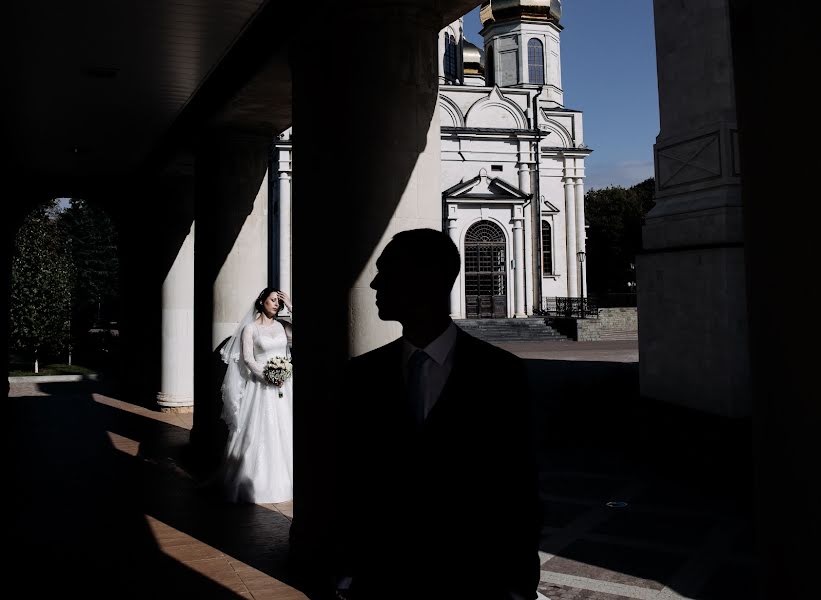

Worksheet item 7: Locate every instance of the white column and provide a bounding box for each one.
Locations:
[157,224,194,412]
[289,3,445,567]
[277,146,292,299]
[192,131,270,458]
[293,8,442,358]
[575,177,587,297]
[212,167,269,349]
[447,206,461,318]
[513,205,527,318]
[518,152,533,314]
[518,160,532,195]
[564,176,578,297]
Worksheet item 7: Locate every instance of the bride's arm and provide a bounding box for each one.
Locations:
[241,324,265,380]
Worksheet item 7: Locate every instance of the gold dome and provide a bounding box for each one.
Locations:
[463,40,484,74]
[480,0,562,25]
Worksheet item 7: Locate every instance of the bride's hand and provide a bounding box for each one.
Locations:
[277,290,292,309]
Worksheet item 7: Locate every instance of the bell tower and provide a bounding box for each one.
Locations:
[480,0,564,106]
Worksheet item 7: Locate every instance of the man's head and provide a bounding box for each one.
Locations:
[370,228,460,323]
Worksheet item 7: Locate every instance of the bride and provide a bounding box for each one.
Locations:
[219,287,293,504]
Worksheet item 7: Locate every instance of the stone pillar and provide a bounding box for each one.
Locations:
[290,0,443,581]
[518,154,533,314]
[731,2,817,596]
[276,136,292,298]
[156,223,194,412]
[639,0,749,417]
[574,177,587,297]
[191,130,269,467]
[563,176,578,297]
[512,206,526,318]
[447,205,461,318]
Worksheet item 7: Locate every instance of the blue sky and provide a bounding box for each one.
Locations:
[462,0,659,191]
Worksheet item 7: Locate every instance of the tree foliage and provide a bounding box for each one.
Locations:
[10,200,75,362]
[584,178,656,297]
[59,198,119,330]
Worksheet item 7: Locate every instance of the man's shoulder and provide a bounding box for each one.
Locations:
[349,338,402,367]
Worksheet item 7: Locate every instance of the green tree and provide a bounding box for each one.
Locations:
[59,199,119,330]
[10,200,75,370]
[584,178,656,298]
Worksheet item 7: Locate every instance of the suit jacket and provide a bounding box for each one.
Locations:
[334,328,541,600]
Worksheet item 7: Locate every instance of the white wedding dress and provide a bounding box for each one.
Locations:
[221,320,293,504]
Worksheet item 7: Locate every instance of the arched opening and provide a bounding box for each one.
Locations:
[464,220,507,318]
[527,38,545,84]
[541,220,553,275]
[486,44,494,85]
[8,198,120,377]
[444,32,458,82]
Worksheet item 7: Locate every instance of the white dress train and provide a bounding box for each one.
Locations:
[222,320,293,504]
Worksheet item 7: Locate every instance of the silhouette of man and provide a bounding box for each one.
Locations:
[334,228,540,600]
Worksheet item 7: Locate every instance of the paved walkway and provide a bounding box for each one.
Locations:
[498,340,639,363]
[7,380,304,599]
[6,340,755,599]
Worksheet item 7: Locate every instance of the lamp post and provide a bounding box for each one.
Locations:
[577,250,586,316]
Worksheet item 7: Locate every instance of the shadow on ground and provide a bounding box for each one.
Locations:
[4,385,303,599]
[525,358,757,599]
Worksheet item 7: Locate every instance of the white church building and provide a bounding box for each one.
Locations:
[274,1,589,319]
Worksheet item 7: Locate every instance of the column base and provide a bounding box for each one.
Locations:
[157,393,194,413]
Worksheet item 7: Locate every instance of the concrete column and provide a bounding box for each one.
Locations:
[574,177,587,297]
[277,143,292,298]
[447,207,461,318]
[640,0,749,417]
[731,3,817,595]
[512,206,526,318]
[519,149,535,313]
[518,160,531,195]
[563,176,578,297]
[191,130,269,466]
[156,223,194,412]
[290,0,443,579]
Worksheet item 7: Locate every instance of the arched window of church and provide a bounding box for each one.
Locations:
[486,44,494,86]
[444,33,458,82]
[528,38,545,85]
[541,221,553,275]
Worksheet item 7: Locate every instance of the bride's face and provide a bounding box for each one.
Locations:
[262,292,280,317]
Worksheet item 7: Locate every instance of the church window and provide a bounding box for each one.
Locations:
[541,221,553,275]
[528,38,545,85]
[491,165,503,171]
[444,33,458,82]
[486,45,494,86]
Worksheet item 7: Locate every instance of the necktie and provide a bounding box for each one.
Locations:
[406,349,430,426]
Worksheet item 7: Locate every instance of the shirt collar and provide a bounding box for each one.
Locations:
[401,321,458,367]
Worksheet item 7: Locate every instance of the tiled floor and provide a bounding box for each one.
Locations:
[7,342,757,599]
[7,380,305,599]
[518,347,758,600]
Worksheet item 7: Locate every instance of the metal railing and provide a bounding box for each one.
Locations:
[534,297,599,319]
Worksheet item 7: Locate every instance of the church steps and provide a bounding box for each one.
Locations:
[454,318,571,342]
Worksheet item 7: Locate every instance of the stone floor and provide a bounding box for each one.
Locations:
[5,339,756,599]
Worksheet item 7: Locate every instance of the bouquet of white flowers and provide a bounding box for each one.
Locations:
[263,355,293,397]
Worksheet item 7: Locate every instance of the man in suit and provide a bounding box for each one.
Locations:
[334,228,541,600]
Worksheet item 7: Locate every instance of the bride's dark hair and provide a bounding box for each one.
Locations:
[255,287,283,315]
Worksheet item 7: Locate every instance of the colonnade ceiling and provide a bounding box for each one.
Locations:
[1,0,480,198]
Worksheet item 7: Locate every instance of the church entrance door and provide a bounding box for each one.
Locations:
[464,221,507,318]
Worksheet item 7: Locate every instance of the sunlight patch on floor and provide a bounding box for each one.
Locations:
[144,515,307,599]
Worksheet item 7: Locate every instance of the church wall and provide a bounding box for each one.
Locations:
[538,157,570,298]
[443,86,533,123]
